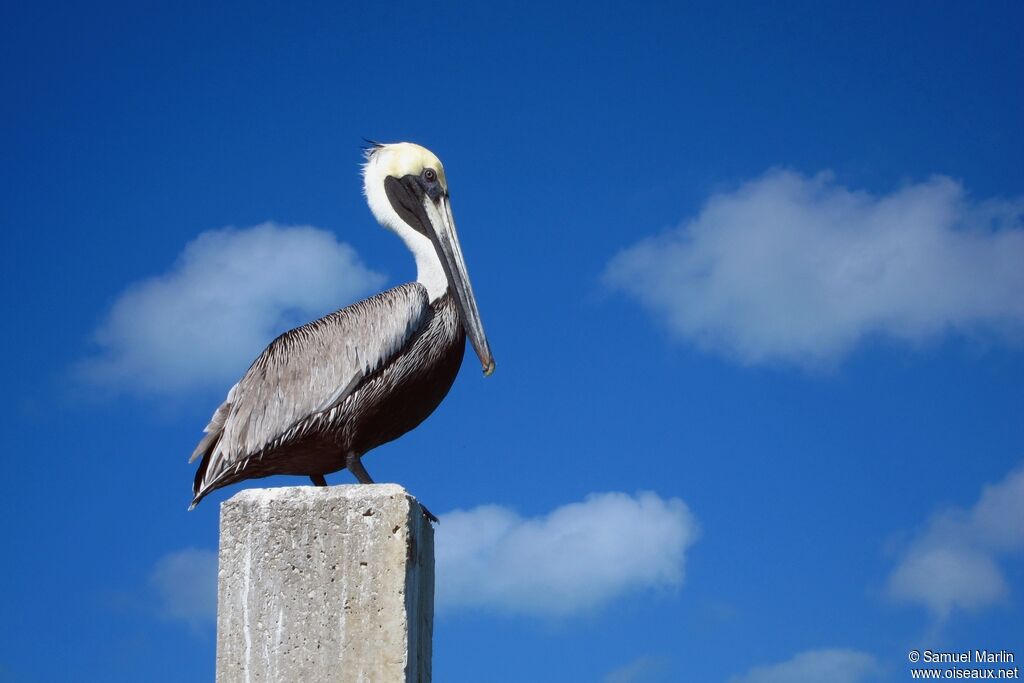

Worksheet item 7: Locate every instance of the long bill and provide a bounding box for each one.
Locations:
[421,194,496,376]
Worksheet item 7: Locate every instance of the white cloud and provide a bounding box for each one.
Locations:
[79,222,384,394]
[146,494,695,627]
[728,648,879,683]
[150,548,218,626]
[435,491,699,617]
[602,656,668,683]
[605,170,1024,367]
[887,464,1024,619]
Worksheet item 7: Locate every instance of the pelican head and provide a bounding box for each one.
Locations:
[363,142,495,376]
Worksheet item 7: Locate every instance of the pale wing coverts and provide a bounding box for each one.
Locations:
[191,284,430,490]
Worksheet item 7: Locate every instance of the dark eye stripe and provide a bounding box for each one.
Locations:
[384,176,430,237]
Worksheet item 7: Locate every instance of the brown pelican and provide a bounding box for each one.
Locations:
[188,142,494,512]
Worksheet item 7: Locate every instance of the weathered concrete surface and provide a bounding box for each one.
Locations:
[216,484,434,683]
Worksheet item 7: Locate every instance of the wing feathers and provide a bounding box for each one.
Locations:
[191,284,429,496]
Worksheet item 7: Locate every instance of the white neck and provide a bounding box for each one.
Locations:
[363,155,449,301]
[395,225,449,301]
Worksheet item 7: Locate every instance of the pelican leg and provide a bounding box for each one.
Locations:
[345,452,375,484]
[345,451,438,524]
[310,474,327,486]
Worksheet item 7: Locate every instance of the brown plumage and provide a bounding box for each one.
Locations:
[189,142,494,510]
[189,284,464,508]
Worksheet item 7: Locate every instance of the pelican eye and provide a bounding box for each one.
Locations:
[423,168,437,183]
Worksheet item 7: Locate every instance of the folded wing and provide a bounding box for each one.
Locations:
[190,284,430,501]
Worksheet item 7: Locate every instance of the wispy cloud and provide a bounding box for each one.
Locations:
[728,648,879,683]
[605,170,1024,367]
[150,548,218,627]
[602,655,668,683]
[78,223,384,394]
[887,464,1024,619]
[435,492,699,617]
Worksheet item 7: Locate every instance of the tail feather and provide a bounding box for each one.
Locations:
[190,448,213,507]
[188,401,230,509]
[190,401,231,463]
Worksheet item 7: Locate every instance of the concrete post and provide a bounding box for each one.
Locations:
[215,484,434,683]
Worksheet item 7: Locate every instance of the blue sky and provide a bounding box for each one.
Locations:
[3,2,1023,681]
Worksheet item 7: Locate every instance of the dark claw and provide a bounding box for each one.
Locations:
[419,503,439,525]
